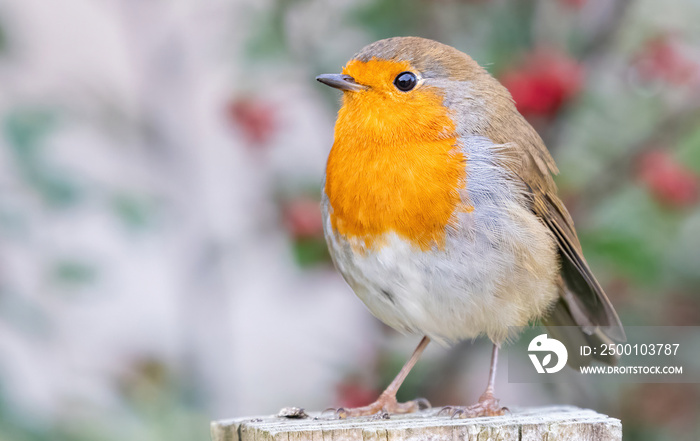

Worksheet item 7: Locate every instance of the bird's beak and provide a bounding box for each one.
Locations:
[316,74,368,92]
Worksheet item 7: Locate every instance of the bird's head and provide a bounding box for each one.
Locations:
[316,36,510,144]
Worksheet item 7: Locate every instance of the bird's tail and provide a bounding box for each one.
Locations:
[543,298,619,368]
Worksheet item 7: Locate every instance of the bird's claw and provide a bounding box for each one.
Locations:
[323,396,430,419]
[321,407,348,419]
[438,395,506,419]
[369,409,391,420]
[437,406,454,417]
[413,397,432,410]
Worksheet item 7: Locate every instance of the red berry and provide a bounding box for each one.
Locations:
[226,97,277,145]
[638,150,700,208]
[501,49,584,118]
[336,380,378,409]
[282,197,324,239]
[633,35,700,86]
[559,0,587,9]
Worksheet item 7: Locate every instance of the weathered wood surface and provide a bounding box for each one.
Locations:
[211,406,621,441]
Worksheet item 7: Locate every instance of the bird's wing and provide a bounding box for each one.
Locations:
[488,111,626,342]
[544,297,619,367]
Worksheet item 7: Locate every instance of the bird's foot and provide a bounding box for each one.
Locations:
[438,392,507,419]
[328,393,430,419]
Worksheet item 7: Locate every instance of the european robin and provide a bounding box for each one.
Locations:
[316,37,624,418]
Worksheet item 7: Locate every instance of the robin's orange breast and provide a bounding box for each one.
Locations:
[324,59,467,252]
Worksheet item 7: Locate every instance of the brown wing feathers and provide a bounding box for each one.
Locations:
[487,108,626,343]
[538,192,626,341]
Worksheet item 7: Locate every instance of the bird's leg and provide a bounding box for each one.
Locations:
[334,336,431,418]
[440,344,507,418]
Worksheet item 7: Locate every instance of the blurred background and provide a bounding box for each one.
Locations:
[0,0,699,440]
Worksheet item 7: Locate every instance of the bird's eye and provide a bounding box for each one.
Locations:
[394,71,417,92]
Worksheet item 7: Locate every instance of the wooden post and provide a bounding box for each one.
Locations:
[211,406,621,441]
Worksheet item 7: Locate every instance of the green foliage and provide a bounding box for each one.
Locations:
[291,237,330,267]
[0,19,6,54]
[583,187,681,286]
[110,193,157,231]
[351,0,437,41]
[3,108,81,207]
[350,0,534,74]
[480,1,536,74]
[51,260,97,287]
[676,122,700,173]
[0,288,50,337]
[246,0,305,60]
